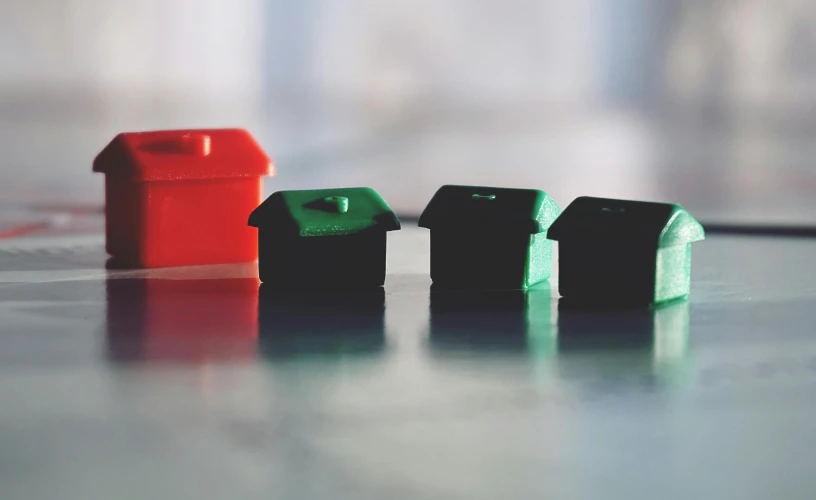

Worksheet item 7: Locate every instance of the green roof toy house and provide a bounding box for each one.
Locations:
[547,196,705,306]
[248,187,400,289]
[418,185,561,289]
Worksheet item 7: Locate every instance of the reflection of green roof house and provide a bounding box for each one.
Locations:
[547,197,705,305]
[249,187,400,288]
[418,185,561,289]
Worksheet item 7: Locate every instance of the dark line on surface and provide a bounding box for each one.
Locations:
[397,215,420,224]
[394,214,816,239]
[700,224,816,238]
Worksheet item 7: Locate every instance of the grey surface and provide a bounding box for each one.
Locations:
[0,226,815,499]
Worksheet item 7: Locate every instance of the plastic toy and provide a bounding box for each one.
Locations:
[248,187,400,288]
[418,185,561,289]
[93,128,274,268]
[547,196,705,305]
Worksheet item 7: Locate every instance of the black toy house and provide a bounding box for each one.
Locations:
[248,187,400,289]
[546,196,705,306]
[418,185,561,289]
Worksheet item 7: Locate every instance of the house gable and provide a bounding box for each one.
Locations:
[249,187,400,237]
[93,128,274,181]
[418,185,560,234]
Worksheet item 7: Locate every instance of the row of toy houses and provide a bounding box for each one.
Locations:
[93,129,704,306]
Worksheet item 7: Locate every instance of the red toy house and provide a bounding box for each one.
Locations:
[93,129,274,267]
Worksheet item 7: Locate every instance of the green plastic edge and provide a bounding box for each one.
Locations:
[249,187,400,237]
[418,186,561,235]
[658,207,706,248]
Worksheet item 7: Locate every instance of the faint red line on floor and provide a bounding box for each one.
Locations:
[0,222,51,240]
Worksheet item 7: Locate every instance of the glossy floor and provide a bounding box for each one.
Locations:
[1,227,815,499]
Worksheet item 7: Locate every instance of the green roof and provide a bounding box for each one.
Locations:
[546,197,705,247]
[248,187,400,237]
[418,185,561,234]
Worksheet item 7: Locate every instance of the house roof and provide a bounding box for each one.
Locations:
[248,187,400,237]
[417,185,560,234]
[546,197,705,247]
[92,129,274,181]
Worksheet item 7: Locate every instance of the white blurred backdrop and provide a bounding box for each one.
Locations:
[1,0,815,222]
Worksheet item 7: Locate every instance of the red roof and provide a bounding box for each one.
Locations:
[93,129,274,181]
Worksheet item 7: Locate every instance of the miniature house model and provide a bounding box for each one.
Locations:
[547,196,705,305]
[93,129,274,268]
[248,187,400,288]
[418,185,561,289]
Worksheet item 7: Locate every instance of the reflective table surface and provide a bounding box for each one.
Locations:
[1,226,815,499]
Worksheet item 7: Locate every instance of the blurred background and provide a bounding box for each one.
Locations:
[1,0,815,225]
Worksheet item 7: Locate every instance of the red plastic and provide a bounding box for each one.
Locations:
[93,129,274,267]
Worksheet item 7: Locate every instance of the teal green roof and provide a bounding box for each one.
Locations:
[418,185,560,234]
[546,197,705,248]
[248,187,400,237]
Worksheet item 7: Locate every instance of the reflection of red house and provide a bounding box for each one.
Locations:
[93,129,274,267]
[106,278,259,363]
